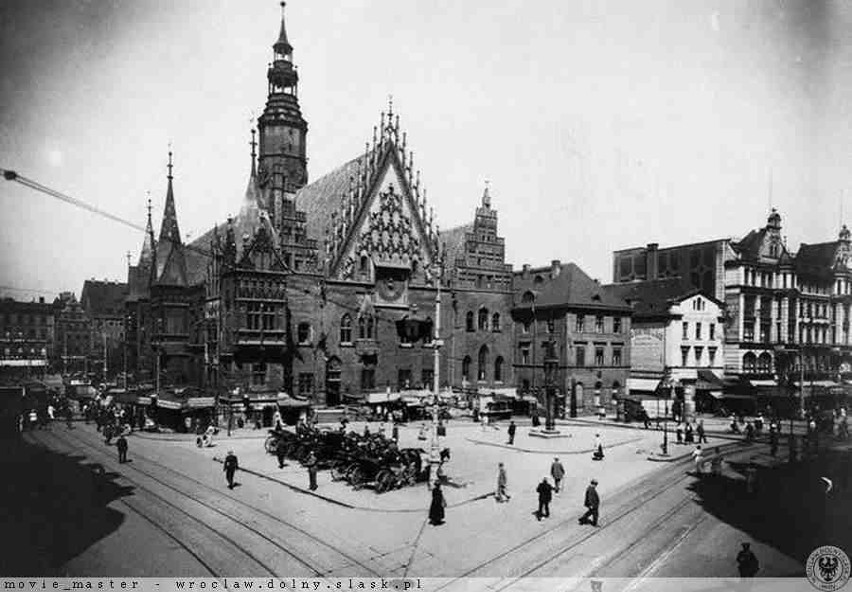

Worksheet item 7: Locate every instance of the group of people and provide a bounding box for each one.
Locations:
[675,419,708,445]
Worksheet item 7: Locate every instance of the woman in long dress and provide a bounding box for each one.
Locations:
[429,483,446,525]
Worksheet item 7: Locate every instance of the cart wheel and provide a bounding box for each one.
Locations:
[349,467,365,490]
[375,469,392,493]
[264,435,278,454]
[330,462,347,481]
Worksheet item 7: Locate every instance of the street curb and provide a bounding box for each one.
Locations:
[558,417,761,443]
[211,456,494,513]
[135,431,269,442]
[465,435,646,455]
[645,440,755,462]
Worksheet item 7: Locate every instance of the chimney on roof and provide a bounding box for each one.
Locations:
[39,297,44,304]
[646,243,659,280]
[522,264,530,278]
[551,260,561,278]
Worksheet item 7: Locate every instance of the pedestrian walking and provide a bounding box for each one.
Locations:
[696,419,708,444]
[770,428,779,456]
[47,404,55,422]
[429,483,446,525]
[104,423,114,445]
[536,477,553,520]
[745,422,755,442]
[496,462,511,502]
[691,445,704,475]
[578,479,600,526]
[306,451,318,491]
[676,422,684,444]
[550,457,565,493]
[736,542,759,577]
[116,434,128,463]
[224,450,239,489]
[392,422,399,442]
[275,437,287,469]
[685,422,694,444]
[507,421,517,445]
[592,433,604,460]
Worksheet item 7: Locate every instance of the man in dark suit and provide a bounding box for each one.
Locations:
[507,421,517,445]
[578,479,600,526]
[224,450,239,489]
[116,434,128,463]
[536,477,553,520]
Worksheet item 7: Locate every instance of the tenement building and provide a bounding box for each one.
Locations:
[120,4,516,414]
[512,261,632,418]
[0,297,55,382]
[613,209,852,410]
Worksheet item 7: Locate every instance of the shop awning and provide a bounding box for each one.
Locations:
[696,369,724,390]
[477,387,518,398]
[366,392,401,404]
[277,394,310,408]
[186,397,216,409]
[627,378,662,393]
[156,399,182,410]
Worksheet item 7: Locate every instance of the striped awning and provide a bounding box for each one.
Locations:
[627,378,661,393]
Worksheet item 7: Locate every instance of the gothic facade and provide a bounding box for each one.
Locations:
[122,4,518,406]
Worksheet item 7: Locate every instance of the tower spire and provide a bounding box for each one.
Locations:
[482,179,491,208]
[274,2,292,58]
[250,128,257,178]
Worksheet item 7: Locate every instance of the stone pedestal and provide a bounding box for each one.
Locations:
[528,428,572,440]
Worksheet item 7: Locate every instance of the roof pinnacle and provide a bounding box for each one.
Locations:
[167,146,174,180]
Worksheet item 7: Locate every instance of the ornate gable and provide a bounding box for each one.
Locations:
[237,212,289,273]
[324,108,441,301]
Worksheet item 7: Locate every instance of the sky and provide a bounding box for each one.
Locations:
[0,0,850,301]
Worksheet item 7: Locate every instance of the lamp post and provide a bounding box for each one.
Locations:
[544,339,558,431]
[429,268,444,488]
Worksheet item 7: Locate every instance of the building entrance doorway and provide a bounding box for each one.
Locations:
[326,357,341,406]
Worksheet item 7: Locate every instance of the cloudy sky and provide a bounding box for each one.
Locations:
[0,0,849,300]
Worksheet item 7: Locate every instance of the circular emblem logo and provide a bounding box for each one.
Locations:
[806,546,851,591]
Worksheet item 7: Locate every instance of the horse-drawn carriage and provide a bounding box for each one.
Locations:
[264,426,429,493]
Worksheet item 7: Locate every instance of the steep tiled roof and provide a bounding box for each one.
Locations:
[515,263,631,311]
[81,280,128,317]
[298,154,366,250]
[604,278,699,319]
[441,222,473,274]
[732,228,766,259]
[796,241,838,278]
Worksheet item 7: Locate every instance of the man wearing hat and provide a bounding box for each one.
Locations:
[550,457,565,493]
[536,477,554,520]
[578,479,600,526]
[224,450,239,489]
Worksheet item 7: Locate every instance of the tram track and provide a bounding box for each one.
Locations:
[36,428,383,576]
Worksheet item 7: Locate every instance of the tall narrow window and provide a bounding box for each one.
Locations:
[575,315,585,332]
[478,309,489,331]
[595,347,604,366]
[682,322,689,340]
[576,346,585,367]
[340,314,352,343]
[466,311,474,332]
[494,356,504,382]
[595,316,604,333]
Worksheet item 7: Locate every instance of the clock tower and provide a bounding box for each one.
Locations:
[257,2,308,193]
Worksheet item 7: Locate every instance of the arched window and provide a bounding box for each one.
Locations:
[465,311,474,332]
[494,356,504,382]
[366,316,374,339]
[462,356,472,382]
[757,352,772,374]
[358,316,366,339]
[340,314,352,343]
[478,345,489,381]
[478,308,489,331]
[522,291,535,304]
[359,255,369,275]
[743,352,757,373]
[297,322,311,344]
[492,313,501,332]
